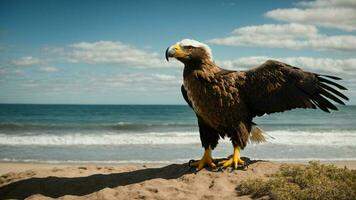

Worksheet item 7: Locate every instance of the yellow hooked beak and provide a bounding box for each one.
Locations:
[165,43,188,61]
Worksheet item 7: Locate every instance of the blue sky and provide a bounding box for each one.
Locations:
[1,0,355,104]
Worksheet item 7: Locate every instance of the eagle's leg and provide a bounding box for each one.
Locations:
[218,146,244,169]
[189,146,216,171]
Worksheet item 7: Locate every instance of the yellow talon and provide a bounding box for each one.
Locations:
[189,147,216,171]
[219,146,245,169]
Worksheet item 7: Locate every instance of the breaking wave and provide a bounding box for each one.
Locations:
[0,121,196,131]
[0,130,356,146]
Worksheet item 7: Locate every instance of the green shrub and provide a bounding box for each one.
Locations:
[236,162,356,200]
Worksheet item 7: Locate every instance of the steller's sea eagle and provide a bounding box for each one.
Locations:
[165,39,348,171]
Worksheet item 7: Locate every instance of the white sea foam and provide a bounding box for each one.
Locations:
[0,130,355,146]
[116,121,133,126]
[0,132,200,146]
[268,130,356,146]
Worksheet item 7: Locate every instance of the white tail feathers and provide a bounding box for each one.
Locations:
[249,126,269,143]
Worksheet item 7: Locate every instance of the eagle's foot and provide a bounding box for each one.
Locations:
[218,157,245,169]
[218,147,245,169]
[188,147,216,172]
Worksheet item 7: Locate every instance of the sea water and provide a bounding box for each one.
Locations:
[0,104,355,163]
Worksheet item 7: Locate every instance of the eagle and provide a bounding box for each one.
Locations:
[165,39,348,171]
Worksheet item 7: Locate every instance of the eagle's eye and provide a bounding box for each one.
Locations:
[184,46,194,50]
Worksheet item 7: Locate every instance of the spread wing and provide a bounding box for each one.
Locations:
[243,60,348,117]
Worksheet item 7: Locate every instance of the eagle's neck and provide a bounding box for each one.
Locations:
[183,58,219,79]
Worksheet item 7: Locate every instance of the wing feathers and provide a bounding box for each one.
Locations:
[317,76,347,90]
[318,82,349,101]
[319,74,342,80]
[318,88,345,105]
[244,60,348,116]
[312,93,338,111]
[311,99,329,113]
[306,75,348,112]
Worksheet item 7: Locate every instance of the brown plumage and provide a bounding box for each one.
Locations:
[166,39,348,170]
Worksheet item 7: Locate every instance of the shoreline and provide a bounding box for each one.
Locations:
[1,159,356,175]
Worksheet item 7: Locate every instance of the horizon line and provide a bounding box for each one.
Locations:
[0,103,355,106]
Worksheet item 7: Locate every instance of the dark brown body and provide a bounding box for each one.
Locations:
[181,59,348,150]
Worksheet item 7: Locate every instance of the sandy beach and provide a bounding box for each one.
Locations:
[0,160,355,200]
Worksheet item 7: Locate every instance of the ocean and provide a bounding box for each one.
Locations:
[0,104,355,164]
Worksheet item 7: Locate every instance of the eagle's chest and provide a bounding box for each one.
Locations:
[183,79,204,114]
[183,77,221,127]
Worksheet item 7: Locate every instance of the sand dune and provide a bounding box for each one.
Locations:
[0,160,354,200]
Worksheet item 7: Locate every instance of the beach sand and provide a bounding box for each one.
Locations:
[0,160,355,200]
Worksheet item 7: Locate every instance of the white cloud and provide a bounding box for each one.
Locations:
[0,68,6,75]
[217,56,356,75]
[296,0,356,7]
[43,46,65,54]
[11,56,42,66]
[89,73,181,91]
[16,73,182,95]
[67,41,175,68]
[208,23,356,51]
[232,23,319,38]
[265,0,356,31]
[37,66,59,73]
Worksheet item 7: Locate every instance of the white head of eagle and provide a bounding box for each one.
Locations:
[165,39,213,63]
